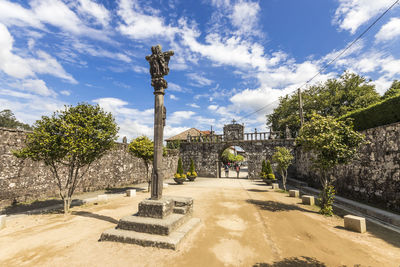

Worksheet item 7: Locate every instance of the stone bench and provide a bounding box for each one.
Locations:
[0,215,5,230]
[126,189,136,197]
[272,183,279,189]
[344,215,366,233]
[302,195,315,205]
[289,190,300,198]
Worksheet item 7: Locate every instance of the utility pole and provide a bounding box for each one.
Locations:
[298,88,304,128]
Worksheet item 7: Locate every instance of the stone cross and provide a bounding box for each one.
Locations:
[146,44,174,200]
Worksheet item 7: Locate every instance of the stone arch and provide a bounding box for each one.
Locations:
[179,139,295,179]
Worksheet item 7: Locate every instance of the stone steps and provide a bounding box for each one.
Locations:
[101,218,201,250]
[117,213,188,236]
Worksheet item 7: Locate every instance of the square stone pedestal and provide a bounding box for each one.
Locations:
[272,183,279,189]
[344,215,366,233]
[100,196,200,250]
[302,195,315,205]
[289,190,300,198]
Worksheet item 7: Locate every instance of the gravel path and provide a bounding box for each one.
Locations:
[0,178,399,266]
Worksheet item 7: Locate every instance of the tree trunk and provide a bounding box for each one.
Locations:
[281,169,286,191]
[63,198,70,214]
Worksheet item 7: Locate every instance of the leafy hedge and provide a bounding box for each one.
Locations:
[339,94,400,131]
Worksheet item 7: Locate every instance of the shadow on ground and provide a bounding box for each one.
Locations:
[71,211,119,224]
[254,256,326,266]
[247,199,317,214]
[247,189,269,193]
[1,199,85,215]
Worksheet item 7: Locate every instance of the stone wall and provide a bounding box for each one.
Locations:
[0,128,179,208]
[294,122,400,212]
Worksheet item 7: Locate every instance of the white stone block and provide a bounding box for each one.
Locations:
[0,215,6,230]
[163,183,169,188]
[289,190,300,198]
[302,195,315,205]
[344,215,366,233]
[272,183,279,189]
[126,189,136,197]
[97,194,108,201]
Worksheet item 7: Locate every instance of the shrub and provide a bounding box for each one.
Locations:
[267,173,275,180]
[339,94,400,131]
[265,160,273,175]
[176,157,184,175]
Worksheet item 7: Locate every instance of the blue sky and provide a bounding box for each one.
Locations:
[1,0,400,140]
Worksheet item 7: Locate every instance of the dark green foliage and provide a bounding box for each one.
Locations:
[382,80,400,99]
[13,103,118,213]
[261,160,266,174]
[319,185,336,216]
[166,140,180,149]
[265,160,273,175]
[189,158,195,173]
[340,94,400,131]
[267,72,380,134]
[177,157,184,175]
[0,109,32,130]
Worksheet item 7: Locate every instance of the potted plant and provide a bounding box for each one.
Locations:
[174,157,186,184]
[186,158,197,181]
[260,160,276,185]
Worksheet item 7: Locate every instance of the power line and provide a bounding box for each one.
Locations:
[234,0,400,123]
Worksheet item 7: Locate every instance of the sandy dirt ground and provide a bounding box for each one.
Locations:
[0,178,399,267]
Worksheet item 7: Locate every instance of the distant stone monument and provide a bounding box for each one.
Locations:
[145,44,174,200]
[223,119,244,141]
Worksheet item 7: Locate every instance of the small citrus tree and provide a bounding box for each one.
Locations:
[272,147,293,191]
[296,114,365,215]
[14,104,118,213]
[128,136,153,191]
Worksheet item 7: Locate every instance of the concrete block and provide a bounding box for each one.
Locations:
[97,194,108,201]
[0,215,5,230]
[344,215,366,233]
[289,190,300,198]
[126,189,136,197]
[302,195,315,205]
[272,183,279,189]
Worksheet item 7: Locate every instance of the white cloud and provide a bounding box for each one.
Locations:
[76,0,110,27]
[0,23,76,83]
[168,82,187,92]
[333,0,398,34]
[132,65,148,74]
[15,79,56,97]
[60,90,71,96]
[0,0,111,42]
[169,94,178,100]
[230,1,261,37]
[375,17,400,42]
[186,73,213,87]
[168,111,196,125]
[187,103,200,108]
[72,41,131,63]
[117,0,177,40]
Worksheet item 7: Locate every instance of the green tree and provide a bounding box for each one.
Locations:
[382,80,400,99]
[0,109,32,130]
[128,136,154,191]
[234,154,244,162]
[296,114,365,216]
[14,104,118,213]
[221,148,235,164]
[267,72,380,134]
[272,147,294,191]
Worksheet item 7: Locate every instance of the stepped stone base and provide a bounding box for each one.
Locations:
[100,195,199,250]
[101,218,200,250]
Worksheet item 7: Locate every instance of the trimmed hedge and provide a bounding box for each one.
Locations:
[339,94,400,131]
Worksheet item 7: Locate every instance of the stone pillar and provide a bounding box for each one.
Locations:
[151,88,165,199]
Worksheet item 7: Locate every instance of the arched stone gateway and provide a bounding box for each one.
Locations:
[179,122,296,179]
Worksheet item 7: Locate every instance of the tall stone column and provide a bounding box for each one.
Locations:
[146,45,174,200]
